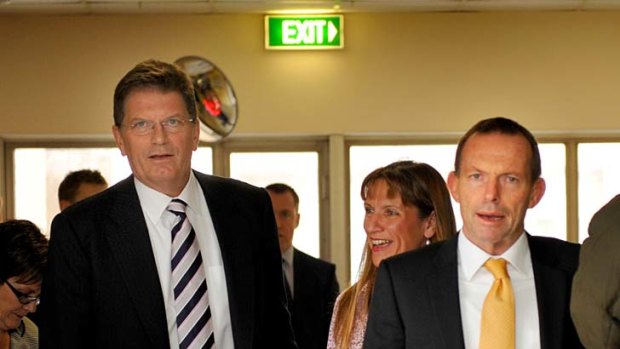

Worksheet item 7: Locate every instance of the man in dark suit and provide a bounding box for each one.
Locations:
[266,183,340,349]
[571,194,620,348]
[364,117,583,349]
[40,59,296,349]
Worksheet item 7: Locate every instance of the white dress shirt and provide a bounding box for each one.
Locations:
[457,232,541,349]
[135,173,234,349]
[281,247,294,297]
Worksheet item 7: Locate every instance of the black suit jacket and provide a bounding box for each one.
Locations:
[364,233,583,349]
[40,172,297,349]
[290,248,339,349]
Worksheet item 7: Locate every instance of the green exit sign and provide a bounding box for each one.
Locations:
[265,15,344,50]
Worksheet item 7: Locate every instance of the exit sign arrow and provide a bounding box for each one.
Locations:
[328,21,338,42]
[265,15,344,50]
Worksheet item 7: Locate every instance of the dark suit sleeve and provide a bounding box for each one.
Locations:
[40,213,93,349]
[571,222,620,348]
[257,189,298,348]
[364,261,406,349]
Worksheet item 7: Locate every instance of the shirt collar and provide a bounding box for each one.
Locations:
[134,172,201,225]
[282,246,294,265]
[458,231,532,281]
[10,319,25,337]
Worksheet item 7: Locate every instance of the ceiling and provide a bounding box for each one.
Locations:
[1,0,620,15]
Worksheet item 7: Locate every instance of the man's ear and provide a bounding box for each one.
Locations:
[59,200,72,211]
[112,126,127,156]
[192,120,200,151]
[447,171,460,203]
[294,213,300,229]
[528,177,546,209]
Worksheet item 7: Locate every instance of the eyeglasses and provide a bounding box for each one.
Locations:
[122,116,195,136]
[3,280,40,306]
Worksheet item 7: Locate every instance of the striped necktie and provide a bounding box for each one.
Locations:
[480,258,515,349]
[168,198,214,349]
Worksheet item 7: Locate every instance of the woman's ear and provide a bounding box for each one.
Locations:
[423,211,437,240]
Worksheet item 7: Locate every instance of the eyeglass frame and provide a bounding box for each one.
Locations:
[2,279,41,306]
[120,116,197,136]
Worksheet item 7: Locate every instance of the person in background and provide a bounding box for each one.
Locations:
[40,59,296,349]
[0,220,48,349]
[58,169,108,211]
[327,160,457,349]
[571,194,620,348]
[364,117,583,349]
[265,183,339,349]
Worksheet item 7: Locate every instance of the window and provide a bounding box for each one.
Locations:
[5,137,619,287]
[229,151,321,257]
[577,143,620,242]
[526,144,566,240]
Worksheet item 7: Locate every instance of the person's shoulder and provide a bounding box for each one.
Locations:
[381,238,454,275]
[528,234,580,253]
[588,194,620,238]
[22,316,38,334]
[61,176,134,217]
[194,171,266,196]
[527,234,580,271]
[294,248,336,271]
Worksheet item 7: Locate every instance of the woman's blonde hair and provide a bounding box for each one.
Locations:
[332,161,456,348]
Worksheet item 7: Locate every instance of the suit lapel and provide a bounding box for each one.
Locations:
[291,249,310,322]
[104,177,169,348]
[529,235,570,349]
[195,173,254,349]
[426,236,465,349]
[291,249,305,309]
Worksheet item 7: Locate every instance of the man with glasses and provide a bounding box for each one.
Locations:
[41,60,296,349]
[0,219,48,349]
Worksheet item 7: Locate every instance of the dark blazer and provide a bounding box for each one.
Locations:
[290,248,339,349]
[40,172,297,349]
[364,233,583,349]
[571,194,620,348]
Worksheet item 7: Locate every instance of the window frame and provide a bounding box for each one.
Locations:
[3,139,215,228]
[3,133,620,287]
[213,136,331,259]
[3,139,118,221]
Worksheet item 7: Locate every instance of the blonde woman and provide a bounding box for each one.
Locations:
[327,161,456,348]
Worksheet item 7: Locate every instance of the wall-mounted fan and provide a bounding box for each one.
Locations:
[175,56,238,142]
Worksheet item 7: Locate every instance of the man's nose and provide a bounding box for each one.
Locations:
[484,179,500,202]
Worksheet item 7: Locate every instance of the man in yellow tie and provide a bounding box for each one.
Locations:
[364,117,583,349]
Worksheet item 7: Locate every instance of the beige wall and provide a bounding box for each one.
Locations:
[1,11,620,138]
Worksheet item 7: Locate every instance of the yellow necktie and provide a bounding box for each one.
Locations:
[480,258,515,349]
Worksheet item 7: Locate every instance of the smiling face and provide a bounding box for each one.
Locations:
[447,132,545,255]
[113,88,199,197]
[364,179,435,267]
[0,278,40,332]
